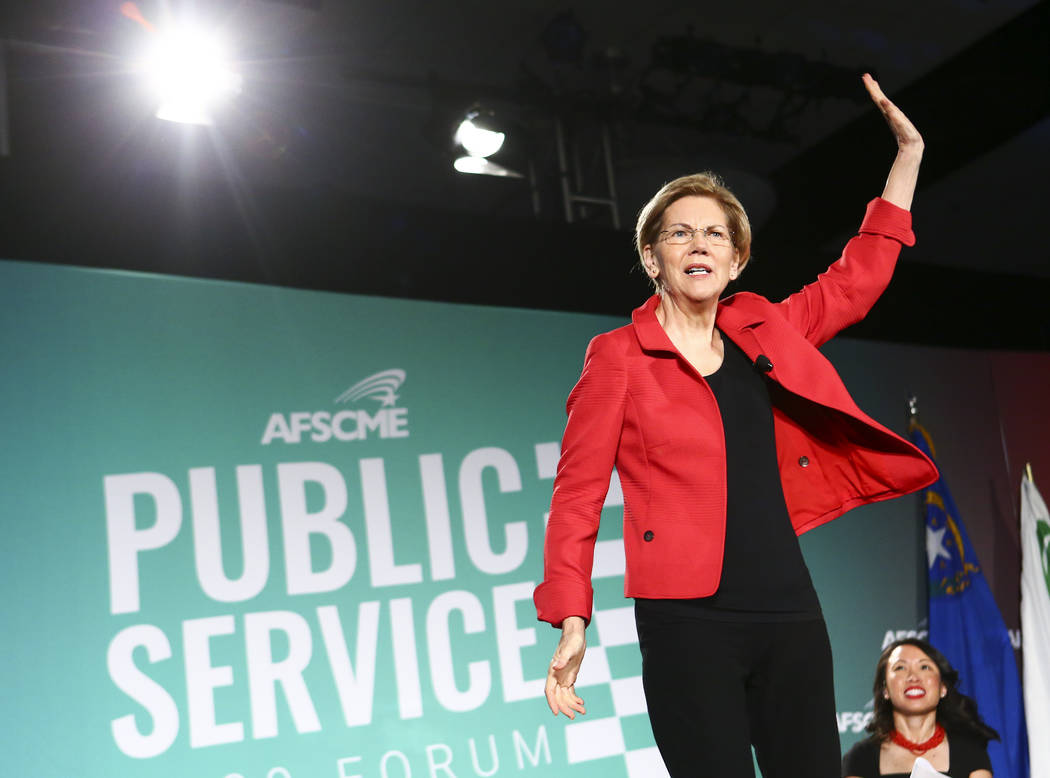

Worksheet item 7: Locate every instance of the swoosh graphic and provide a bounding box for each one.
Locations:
[335,369,406,408]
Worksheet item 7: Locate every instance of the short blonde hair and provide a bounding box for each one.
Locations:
[634,172,752,291]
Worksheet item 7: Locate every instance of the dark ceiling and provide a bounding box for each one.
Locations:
[2,0,1048,348]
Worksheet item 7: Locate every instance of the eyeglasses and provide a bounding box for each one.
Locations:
[659,224,734,247]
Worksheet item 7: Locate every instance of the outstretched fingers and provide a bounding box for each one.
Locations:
[862,73,923,150]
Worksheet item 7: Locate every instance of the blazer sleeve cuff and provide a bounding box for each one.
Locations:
[859,197,916,247]
[534,580,593,628]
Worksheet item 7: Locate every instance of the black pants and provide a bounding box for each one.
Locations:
[635,601,841,778]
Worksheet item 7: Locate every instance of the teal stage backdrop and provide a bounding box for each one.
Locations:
[2,260,964,778]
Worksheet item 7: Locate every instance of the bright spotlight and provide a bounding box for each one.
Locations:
[453,156,523,178]
[140,25,242,126]
[454,117,505,158]
[452,107,524,178]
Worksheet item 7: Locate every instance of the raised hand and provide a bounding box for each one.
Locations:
[863,73,923,153]
[862,73,923,210]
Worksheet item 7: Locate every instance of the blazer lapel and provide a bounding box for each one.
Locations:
[632,293,774,369]
[631,295,678,354]
[716,295,769,372]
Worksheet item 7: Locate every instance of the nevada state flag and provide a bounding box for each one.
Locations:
[909,422,1028,778]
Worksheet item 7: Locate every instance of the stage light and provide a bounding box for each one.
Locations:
[453,156,522,178]
[139,23,242,126]
[452,107,523,178]
[454,113,505,158]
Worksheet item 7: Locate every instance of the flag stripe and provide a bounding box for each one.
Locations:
[1021,478,1050,778]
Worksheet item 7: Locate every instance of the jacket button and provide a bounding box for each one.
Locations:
[798,456,810,468]
[643,530,654,542]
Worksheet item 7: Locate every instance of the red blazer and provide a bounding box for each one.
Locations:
[534,198,938,627]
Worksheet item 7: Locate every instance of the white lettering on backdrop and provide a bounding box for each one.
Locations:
[102,444,600,759]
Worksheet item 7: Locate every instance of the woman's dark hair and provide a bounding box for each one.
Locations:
[868,638,999,743]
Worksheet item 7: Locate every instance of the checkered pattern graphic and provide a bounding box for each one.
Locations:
[561,473,670,778]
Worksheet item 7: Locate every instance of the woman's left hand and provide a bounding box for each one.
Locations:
[863,73,923,155]
[862,73,923,211]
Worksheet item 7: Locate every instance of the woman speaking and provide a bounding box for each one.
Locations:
[533,74,938,778]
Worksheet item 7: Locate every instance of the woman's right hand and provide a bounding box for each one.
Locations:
[545,615,587,718]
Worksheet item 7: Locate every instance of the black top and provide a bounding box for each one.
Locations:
[645,335,821,621]
[841,733,993,778]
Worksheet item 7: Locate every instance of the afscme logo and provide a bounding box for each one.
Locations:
[261,369,410,445]
[334,368,404,407]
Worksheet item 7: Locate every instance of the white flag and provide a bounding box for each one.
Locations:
[1021,477,1050,778]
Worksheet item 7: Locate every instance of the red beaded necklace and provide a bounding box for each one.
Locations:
[891,723,946,754]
